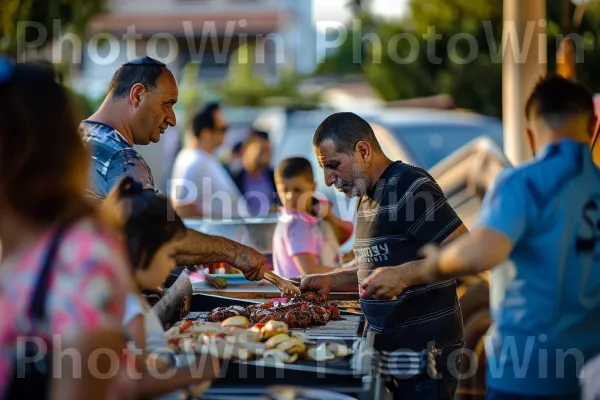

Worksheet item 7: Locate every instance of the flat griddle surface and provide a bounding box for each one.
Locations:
[185,311,363,339]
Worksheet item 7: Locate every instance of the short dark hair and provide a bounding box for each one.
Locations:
[275,157,314,182]
[232,141,244,155]
[525,74,595,125]
[313,112,382,155]
[108,56,166,98]
[249,128,269,141]
[192,102,220,138]
[104,177,187,271]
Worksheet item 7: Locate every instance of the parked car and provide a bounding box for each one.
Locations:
[373,108,504,170]
[275,109,504,252]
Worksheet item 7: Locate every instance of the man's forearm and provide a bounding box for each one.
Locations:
[176,228,240,266]
[419,228,508,284]
[326,266,359,292]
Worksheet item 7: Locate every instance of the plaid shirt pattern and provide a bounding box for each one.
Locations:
[80,120,155,198]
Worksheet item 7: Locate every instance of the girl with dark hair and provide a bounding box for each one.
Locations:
[103,177,216,398]
[0,59,132,399]
[103,177,187,351]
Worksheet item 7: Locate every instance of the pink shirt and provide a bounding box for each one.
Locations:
[0,219,130,397]
[272,210,324,279]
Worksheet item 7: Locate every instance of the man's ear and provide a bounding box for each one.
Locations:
[355,141,371,163]
[129,83,146,108]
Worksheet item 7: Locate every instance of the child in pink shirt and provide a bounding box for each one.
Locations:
[272,157,353,279]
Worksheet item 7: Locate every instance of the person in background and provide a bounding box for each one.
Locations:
[0,59,130,399]
[272,157,353,278]
[170,102,247,220]
[103,177,218,398]
[227,141,244,176]
[229,129,279,217]
[366,75,600,400]
[81,57,265,282]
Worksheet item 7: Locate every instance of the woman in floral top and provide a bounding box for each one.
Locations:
[0,59,131,399]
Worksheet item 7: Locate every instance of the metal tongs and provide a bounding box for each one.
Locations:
[263,271,301,296]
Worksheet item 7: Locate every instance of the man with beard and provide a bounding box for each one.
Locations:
[300,112,468,400]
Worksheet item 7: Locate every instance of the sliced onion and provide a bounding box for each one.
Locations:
[263,349,298,364]
[306,343,336,362]
[265,333,292,349]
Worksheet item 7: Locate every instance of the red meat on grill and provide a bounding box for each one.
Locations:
[281,310,312,328]
[309,304,330,325]
[206,291,341,327]
[326,303,341,320]
[207,305,247,322]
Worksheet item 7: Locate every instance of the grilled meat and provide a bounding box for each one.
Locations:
[327,303,341,320]
[207,305,246,322]
[291,292,328,303]
[309,304,331,325]
[281,310,312,328]
[206,292,341,327]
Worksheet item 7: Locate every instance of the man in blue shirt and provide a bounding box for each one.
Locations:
[360,75,600,399]
[81,56,266,282]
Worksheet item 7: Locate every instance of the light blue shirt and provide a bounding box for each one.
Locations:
[477,139,600,395]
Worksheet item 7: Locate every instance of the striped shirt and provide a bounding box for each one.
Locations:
[356,161,464,350]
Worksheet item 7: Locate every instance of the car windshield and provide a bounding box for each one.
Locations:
[388,124,504,169]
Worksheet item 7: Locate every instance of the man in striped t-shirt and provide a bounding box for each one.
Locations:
[300,112,468,400]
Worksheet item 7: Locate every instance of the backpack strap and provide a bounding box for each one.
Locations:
[29,226,67,322]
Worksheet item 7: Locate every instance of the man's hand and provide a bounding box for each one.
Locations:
[232,245,266,281]
[299,274,332,298]
[360,266,413,300]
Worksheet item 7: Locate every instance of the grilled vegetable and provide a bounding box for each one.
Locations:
[263,349,298,364]
[220,315,251,328]
[325,343,353,357]
[259,320,289,339]
[265,333,291,349]
[180,320,193,333]
[276,338,306,355]
[223,327,261,343]
[306,343,336,362]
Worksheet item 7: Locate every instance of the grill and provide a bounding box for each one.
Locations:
[185,310,364,340]
[158,273,435,399]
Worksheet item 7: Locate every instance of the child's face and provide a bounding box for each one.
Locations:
[276,175,316,214]
[135,238,182,290]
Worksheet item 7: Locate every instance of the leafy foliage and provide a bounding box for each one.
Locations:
[316,0,600,117]
[221,43,320,109]
[0,0,107,57]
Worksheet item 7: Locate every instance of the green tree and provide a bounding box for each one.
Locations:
[315,0,600,117]
[220,43,320,108]
[1,0,107,58]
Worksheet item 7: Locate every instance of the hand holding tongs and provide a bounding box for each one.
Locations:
[263,271,301,296]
